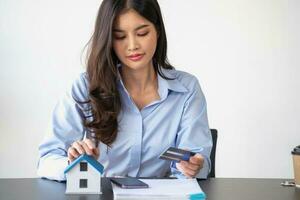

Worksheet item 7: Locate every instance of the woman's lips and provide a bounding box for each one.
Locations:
[127,54,144,61]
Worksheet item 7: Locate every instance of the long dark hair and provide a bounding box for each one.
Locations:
[83,0,173,146]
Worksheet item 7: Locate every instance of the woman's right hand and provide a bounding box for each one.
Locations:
[67,138,100,163]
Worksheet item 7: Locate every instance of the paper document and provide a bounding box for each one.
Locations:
[112,178,206,200]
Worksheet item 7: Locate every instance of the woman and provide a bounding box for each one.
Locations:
[38,0,212,181]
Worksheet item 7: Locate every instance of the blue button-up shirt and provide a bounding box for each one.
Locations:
[37,67,212,181]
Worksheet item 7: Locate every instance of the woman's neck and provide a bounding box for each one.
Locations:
[120,64,157,95]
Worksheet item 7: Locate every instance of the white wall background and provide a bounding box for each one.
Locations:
[0,0,299,178]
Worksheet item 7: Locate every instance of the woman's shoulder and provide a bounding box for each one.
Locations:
[162,68,202,92]
[69,71,89,102]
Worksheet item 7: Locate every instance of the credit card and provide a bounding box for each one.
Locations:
[159,147,196,162]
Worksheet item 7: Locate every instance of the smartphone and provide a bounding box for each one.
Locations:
[110,177,149,189]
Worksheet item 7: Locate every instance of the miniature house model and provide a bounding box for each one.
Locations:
[64,154,104,194]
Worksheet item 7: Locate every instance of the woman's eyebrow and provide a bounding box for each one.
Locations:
[113,24,150,32]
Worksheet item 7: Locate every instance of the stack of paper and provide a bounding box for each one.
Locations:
[112,178,206,200]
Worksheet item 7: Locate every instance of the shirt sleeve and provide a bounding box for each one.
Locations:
[37,73,89,181]
[170,78,212,179]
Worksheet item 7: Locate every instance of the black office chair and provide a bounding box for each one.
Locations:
[208,129,218,178]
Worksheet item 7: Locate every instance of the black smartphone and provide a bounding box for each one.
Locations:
[110,177,149,189]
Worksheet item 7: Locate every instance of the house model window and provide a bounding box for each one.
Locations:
[80,179,88,188]
[80,162,88,171]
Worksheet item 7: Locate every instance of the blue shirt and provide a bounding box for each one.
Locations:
[37,67,212,181]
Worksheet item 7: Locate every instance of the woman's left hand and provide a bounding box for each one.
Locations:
[176,153,204,178]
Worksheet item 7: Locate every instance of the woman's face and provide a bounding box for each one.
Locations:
[112,9,158,71]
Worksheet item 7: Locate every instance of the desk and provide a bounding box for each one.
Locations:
[0,178,299,200]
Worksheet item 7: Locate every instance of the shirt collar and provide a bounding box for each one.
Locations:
[158,68,188,93]
[116,63,188,95]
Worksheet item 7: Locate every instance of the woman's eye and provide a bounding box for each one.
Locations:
[137,32,149,37]
[114,36,126,40]
[113,32,149,40]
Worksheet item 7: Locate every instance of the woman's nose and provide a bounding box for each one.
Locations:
[127,36,139,51]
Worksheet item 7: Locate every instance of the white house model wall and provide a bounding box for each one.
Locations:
[66,161,101,194]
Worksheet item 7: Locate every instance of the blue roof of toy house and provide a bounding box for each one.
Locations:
[64,154,104,174]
